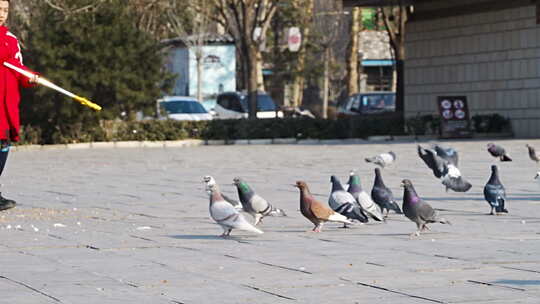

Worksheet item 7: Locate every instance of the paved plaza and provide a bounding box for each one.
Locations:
[1,139,540,303]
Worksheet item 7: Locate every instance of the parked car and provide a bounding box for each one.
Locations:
[157,96,213,121]
[213,91,283,119]
[337,92,396,118]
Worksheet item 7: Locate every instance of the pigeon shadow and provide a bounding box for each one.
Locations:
[169,234,249,240]
[493,280,540,286]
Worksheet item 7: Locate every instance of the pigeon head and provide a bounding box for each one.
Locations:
[535,172,540,180]
[233,177,251,193]
[374,168,381,176]
[388,151,396,159]
[347,171,360,185]
[491,165,498,173]
[294,181,308,189]
[203,175,216,191]
[401,179,414,188]
[487,143,494,149]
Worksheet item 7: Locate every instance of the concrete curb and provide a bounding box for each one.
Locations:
[9,133,514,151]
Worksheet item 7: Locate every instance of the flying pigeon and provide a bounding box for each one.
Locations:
[401,179,451,237]
[433,144,458,167]
[205,179,263,236]
[371,168,402,217]
[328,175,368,226]
[487,143,512,161]
[417,145,472,192]
[203,176,242,210]
[346,171,384,222]
[233,177,286,225]
[365,151,396,168]
[483,165,508,215]
[526,144,540,163]
[294,181,352,232]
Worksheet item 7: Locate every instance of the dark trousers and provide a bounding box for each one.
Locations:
[0,141,9,176]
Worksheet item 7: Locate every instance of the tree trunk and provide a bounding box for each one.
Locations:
[196,51,203,102]
[346,7,361,96]
[256,50,265,91]
[322,47,330,119]
[290,0,313,107]
[247,46,259,119]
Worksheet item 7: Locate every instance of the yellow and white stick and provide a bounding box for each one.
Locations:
[3,62,102,111]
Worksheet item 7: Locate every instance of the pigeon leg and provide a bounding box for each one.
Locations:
[220,228,232,237]
[339,223,350,228]
[489,206,495,215]
[421,224,431,231]
[253,214,263,226]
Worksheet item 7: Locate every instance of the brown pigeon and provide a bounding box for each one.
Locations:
[294,181,352,232]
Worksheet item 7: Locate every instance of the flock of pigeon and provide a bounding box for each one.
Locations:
[203,142,540,238]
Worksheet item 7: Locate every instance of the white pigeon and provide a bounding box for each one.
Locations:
[203,176,242,210]
[365,151,396,168]
[205,178,263,236]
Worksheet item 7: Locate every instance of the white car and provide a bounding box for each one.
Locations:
[213,92,283,119]
[157,96,213,121]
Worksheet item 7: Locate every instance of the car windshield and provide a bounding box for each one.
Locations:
[161,100,208,114]
[239,94,277,111]
[361,94,395,113]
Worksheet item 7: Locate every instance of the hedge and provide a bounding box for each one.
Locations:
[16,113,511,145]
[17,113,405,145]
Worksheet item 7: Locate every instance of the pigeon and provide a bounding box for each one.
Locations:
[433,144,458,167]
[206,179,263,236]
[233,177,286,225]
[365,151,396,168]
[526,144,540,163]
[203,176,242,210]
[346,171,384,222]
[417,145,472,192]
[371,168,402,216]
[401,179,451,237]
[487,143,512,161]
[483,165,508,215]
[328,175,368,226]
[294,181,352,232]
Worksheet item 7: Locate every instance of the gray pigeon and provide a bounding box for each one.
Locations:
[433,144,458,167]
[417,145,472,192]
[483,165,508,215]
[233,177,286,225]
[328,175,368,226]
[371,168,402,217]
[206,180,263,236]
[365,151,396,168]
[487,143,512,161]
[346,171,384,222]
[401,179,451,237]
[203,176,242,210]
[526,144,540,163]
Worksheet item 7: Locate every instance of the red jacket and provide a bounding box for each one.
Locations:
[0,26,36,142]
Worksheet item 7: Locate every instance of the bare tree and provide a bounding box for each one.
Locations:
[345,7,361,96]
[212,0,278,119]
[289,0,314,108]
[379,1,410,113]
[313,0,345,119]
[167,0,213,102]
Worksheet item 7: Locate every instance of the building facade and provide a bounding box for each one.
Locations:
[406,0,540,137]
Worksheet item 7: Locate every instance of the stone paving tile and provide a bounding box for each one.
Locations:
[0,139,539,303]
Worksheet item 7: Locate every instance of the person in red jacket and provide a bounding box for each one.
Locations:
[0,0,38,211]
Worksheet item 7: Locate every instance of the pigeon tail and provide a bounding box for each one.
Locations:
[441,176,472,192]
[389,201,403,214]
[327,212,353,224]
[268,207,287,217]
[438,217,452,225]
[234,221,264,234]
[501,154,512,161]
[494,198,507,213]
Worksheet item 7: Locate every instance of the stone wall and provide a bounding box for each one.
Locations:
[406,3,540,137]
